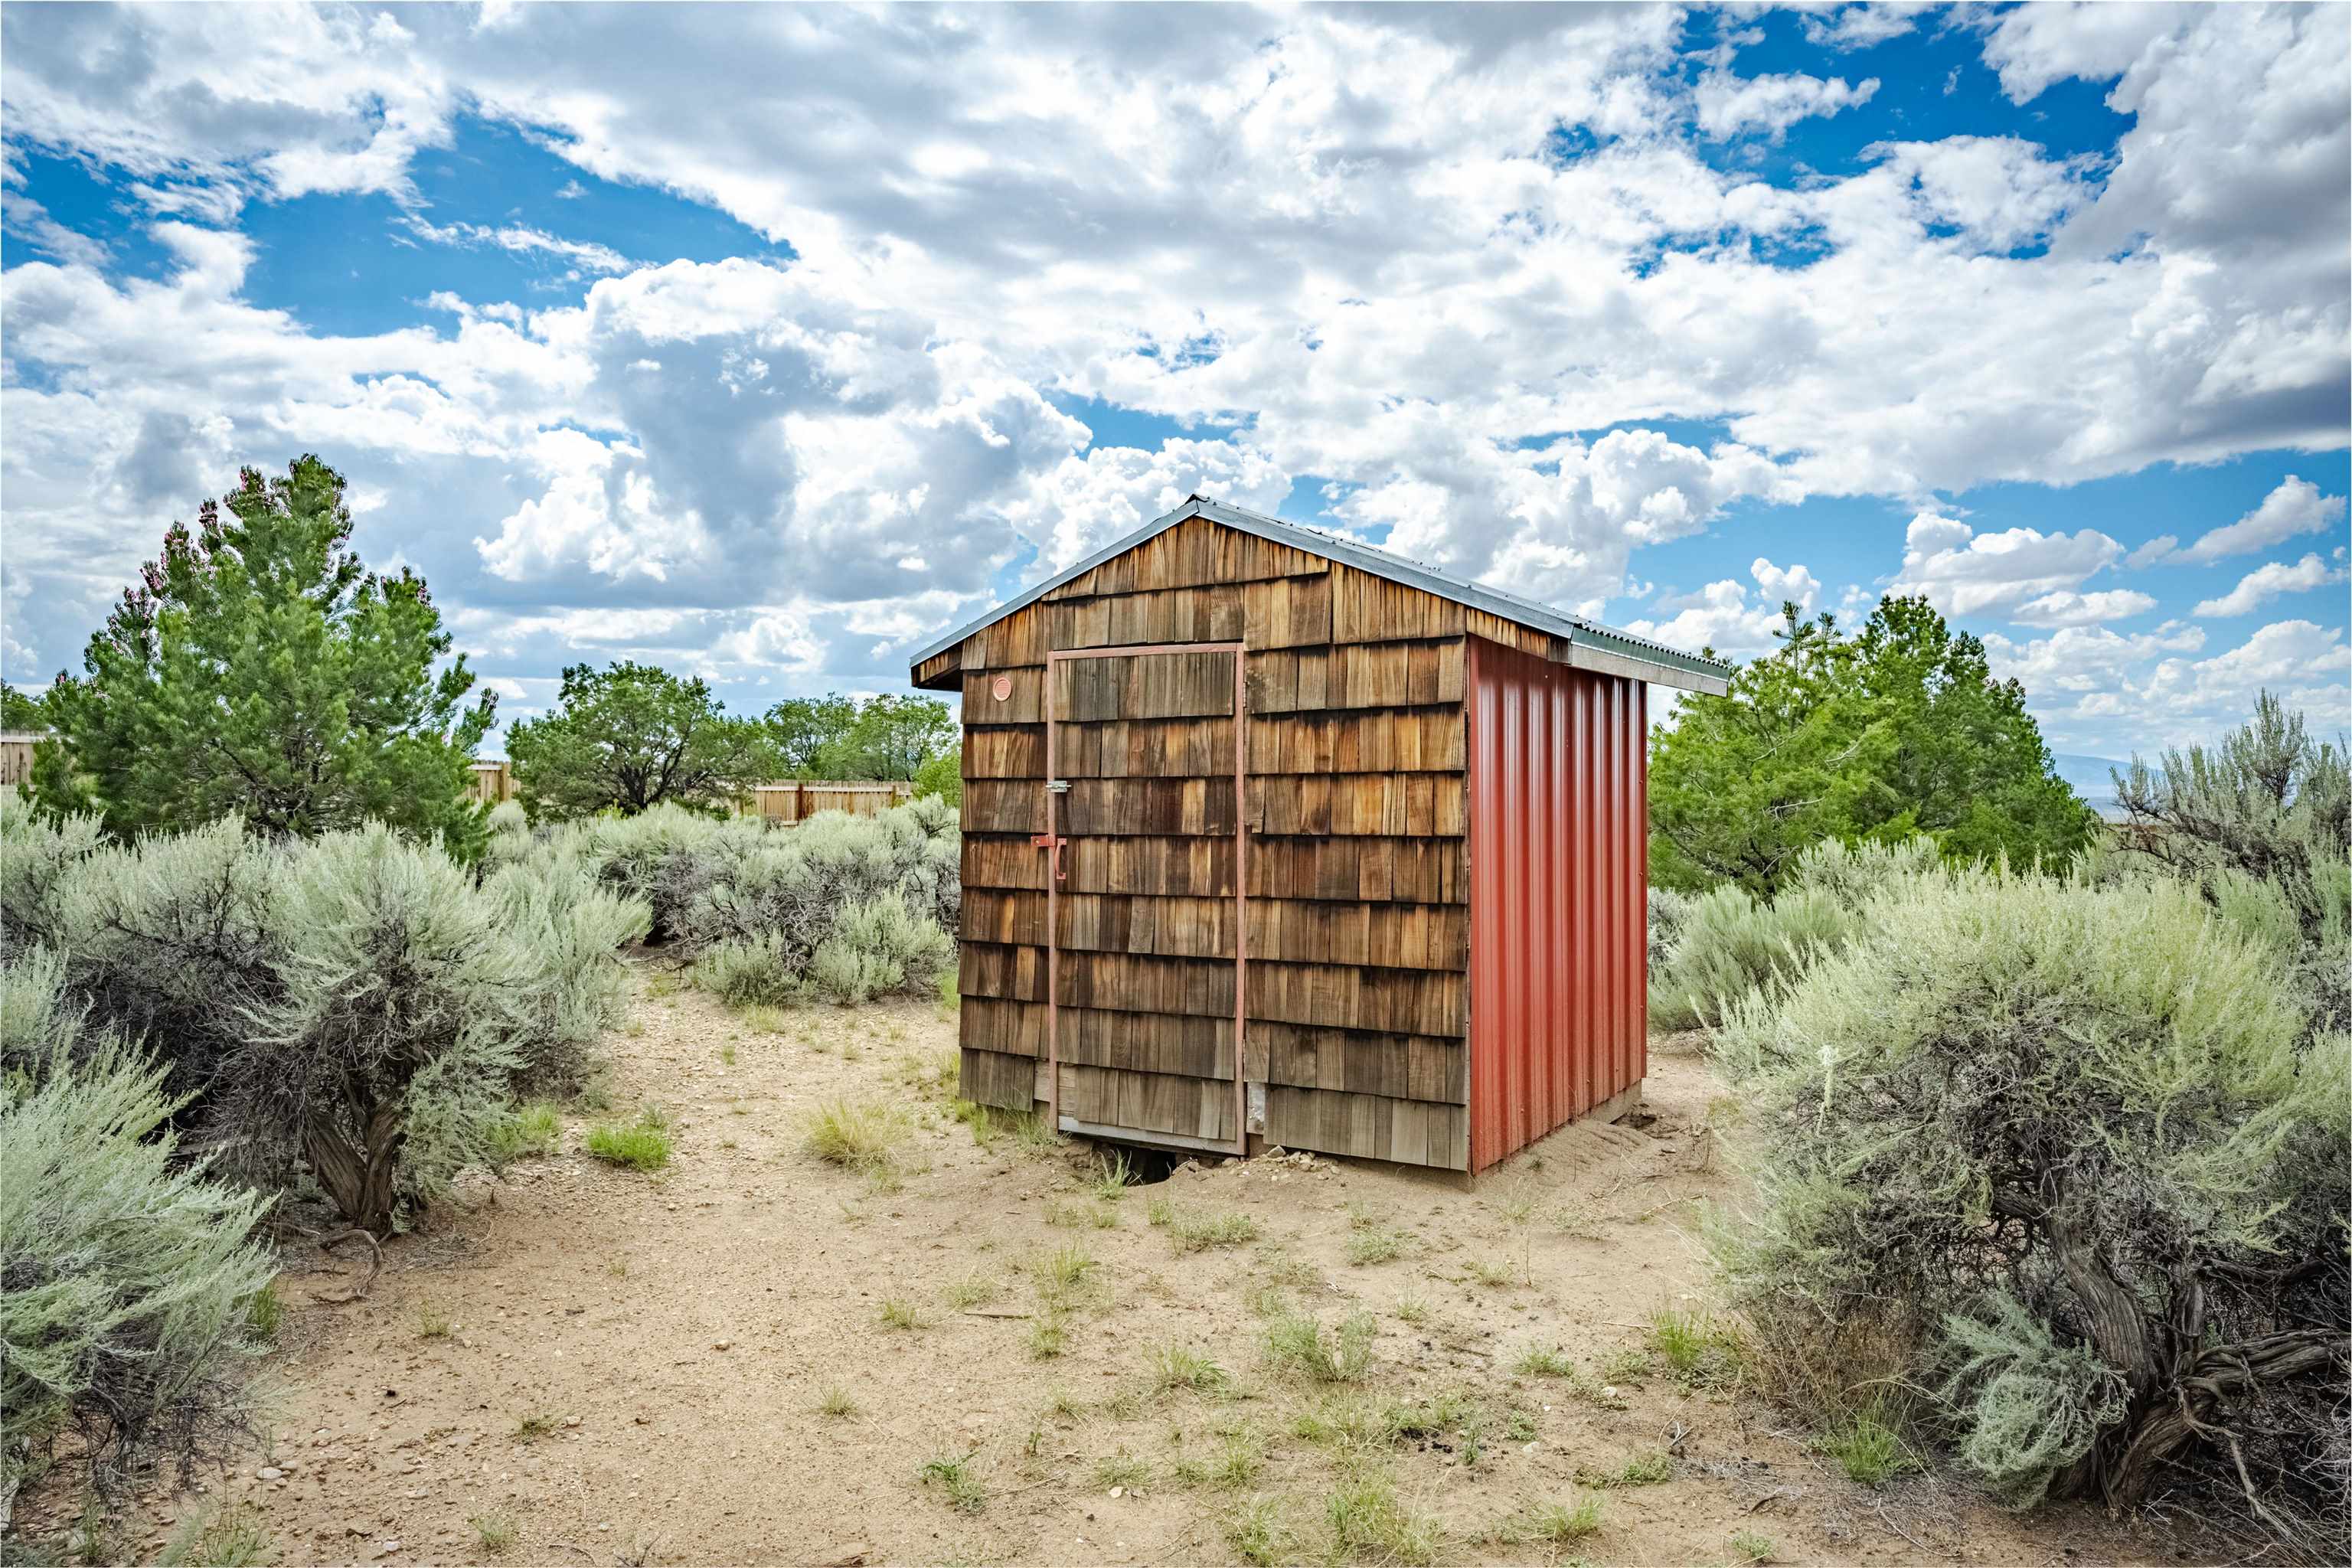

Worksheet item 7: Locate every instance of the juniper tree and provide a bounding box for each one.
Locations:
[507,661,776,819]
[1649,596,2094,895]
[28,456,495,860]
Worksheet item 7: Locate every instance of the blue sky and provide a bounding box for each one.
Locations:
[2,2,2344,762]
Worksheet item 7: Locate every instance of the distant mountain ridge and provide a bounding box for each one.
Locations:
[2053,753,2145,818]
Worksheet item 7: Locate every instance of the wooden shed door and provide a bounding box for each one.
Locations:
[1042,643,1248,1157]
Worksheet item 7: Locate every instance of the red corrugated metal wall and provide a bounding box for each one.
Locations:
[1465,636,1648,1171]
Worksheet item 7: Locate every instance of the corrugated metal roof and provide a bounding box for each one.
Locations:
[908,495,1730,688]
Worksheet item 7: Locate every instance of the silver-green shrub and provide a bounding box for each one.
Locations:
[537,797,959,1007]
[0,791,103,957]
[690,932,799,1007]
[1711,864,2346,1534]
[482,858,651,1093]
[2111,693,2350,1031]
[1645,886,1690,972]
[808,893,957,1004]
[51,816,286,1099]
[4,799,645,1230]
[1647,838,1931,1031]
[1,946,87,1085]
[217,825,534,1230]
[1935,1292,2127,1508]
[1,979,274,1508]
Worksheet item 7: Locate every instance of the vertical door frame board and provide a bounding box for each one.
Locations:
[1043,640,1249,1157]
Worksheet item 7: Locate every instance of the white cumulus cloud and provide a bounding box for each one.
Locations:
[2194,553,2347,617]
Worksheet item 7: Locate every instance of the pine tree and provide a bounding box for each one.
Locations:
[28,456,495,859]
[1648,596,2096,894]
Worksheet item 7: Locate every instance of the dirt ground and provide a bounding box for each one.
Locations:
[54,961,2211,1566]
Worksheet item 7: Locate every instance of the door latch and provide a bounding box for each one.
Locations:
[1031,831,1069,882]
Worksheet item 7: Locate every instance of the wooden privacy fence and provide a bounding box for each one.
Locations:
[748,780,913,823]
[0,731,46,788]
[472,763,908,822]
[466,760,518,804]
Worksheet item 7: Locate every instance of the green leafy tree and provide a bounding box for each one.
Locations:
[1649,596,2094,894]
[28,456,494,859]
[764,691,956,780]
[764,693,859,776]
[912,746,962,806]
[837,694,956,779]
[2,685,45,731]
[508,662,776,819]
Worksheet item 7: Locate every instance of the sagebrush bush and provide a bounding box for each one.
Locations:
[1647,837,1934,1030]
[2,799,645,1231]
[1710,865,2347,1537]
[1644,886,1690,972]
[808,893,955,1004]
[0,791,103,959]
[479,799,535,872]
[691,933,799,1007]
[481,858,650,1093]
[54,816,288,1099]
[217,824,528,1230]
[2110,693,2350,1033]
[1,988,276,1507]
[529,797,959,1007]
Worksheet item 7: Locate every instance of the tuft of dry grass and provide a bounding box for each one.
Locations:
[801,1096,909,1174]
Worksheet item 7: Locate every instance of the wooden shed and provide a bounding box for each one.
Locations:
[910,498,1727,1174]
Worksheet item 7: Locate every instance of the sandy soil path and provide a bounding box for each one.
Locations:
[78,963,2200,1566]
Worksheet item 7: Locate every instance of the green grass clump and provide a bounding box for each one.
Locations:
[1224,1497,1292,1566]
[1009,1109,1062,1153]
[1514,1345,1577,1378]
[1178,1424,1269,1489]
[1152,1345,1233,1395]
[511,1413,557,1442]
[818,1386,858,1419]
[1160,1206,1262,1252]
[1732,1527,1779,1561]
[1344,1227,1409,1266]
[1495,1495,1604,1544]
[943,1270,1001,1309]
[158,1504,276,1568]
[1089,1151,1137,1200]
[1648,1306,1742,1387]
[1027,1312,1069,1360]
[1821,1403,1921,1487]
[469,1514,518,1556]
[486,1101,562,1161]
[1325,1472,1441,1565]
[1033,1240,1099,1294]
[584,1107,672,1171]
[416,1305,453,1340]
[243,1282,284,1344]
[1577,1447,1672,1488]
[1095,1449,1152,1491]
[878,1298,922,1330]
[1265,1310,1375,1383]
[920,1451,987,1513]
